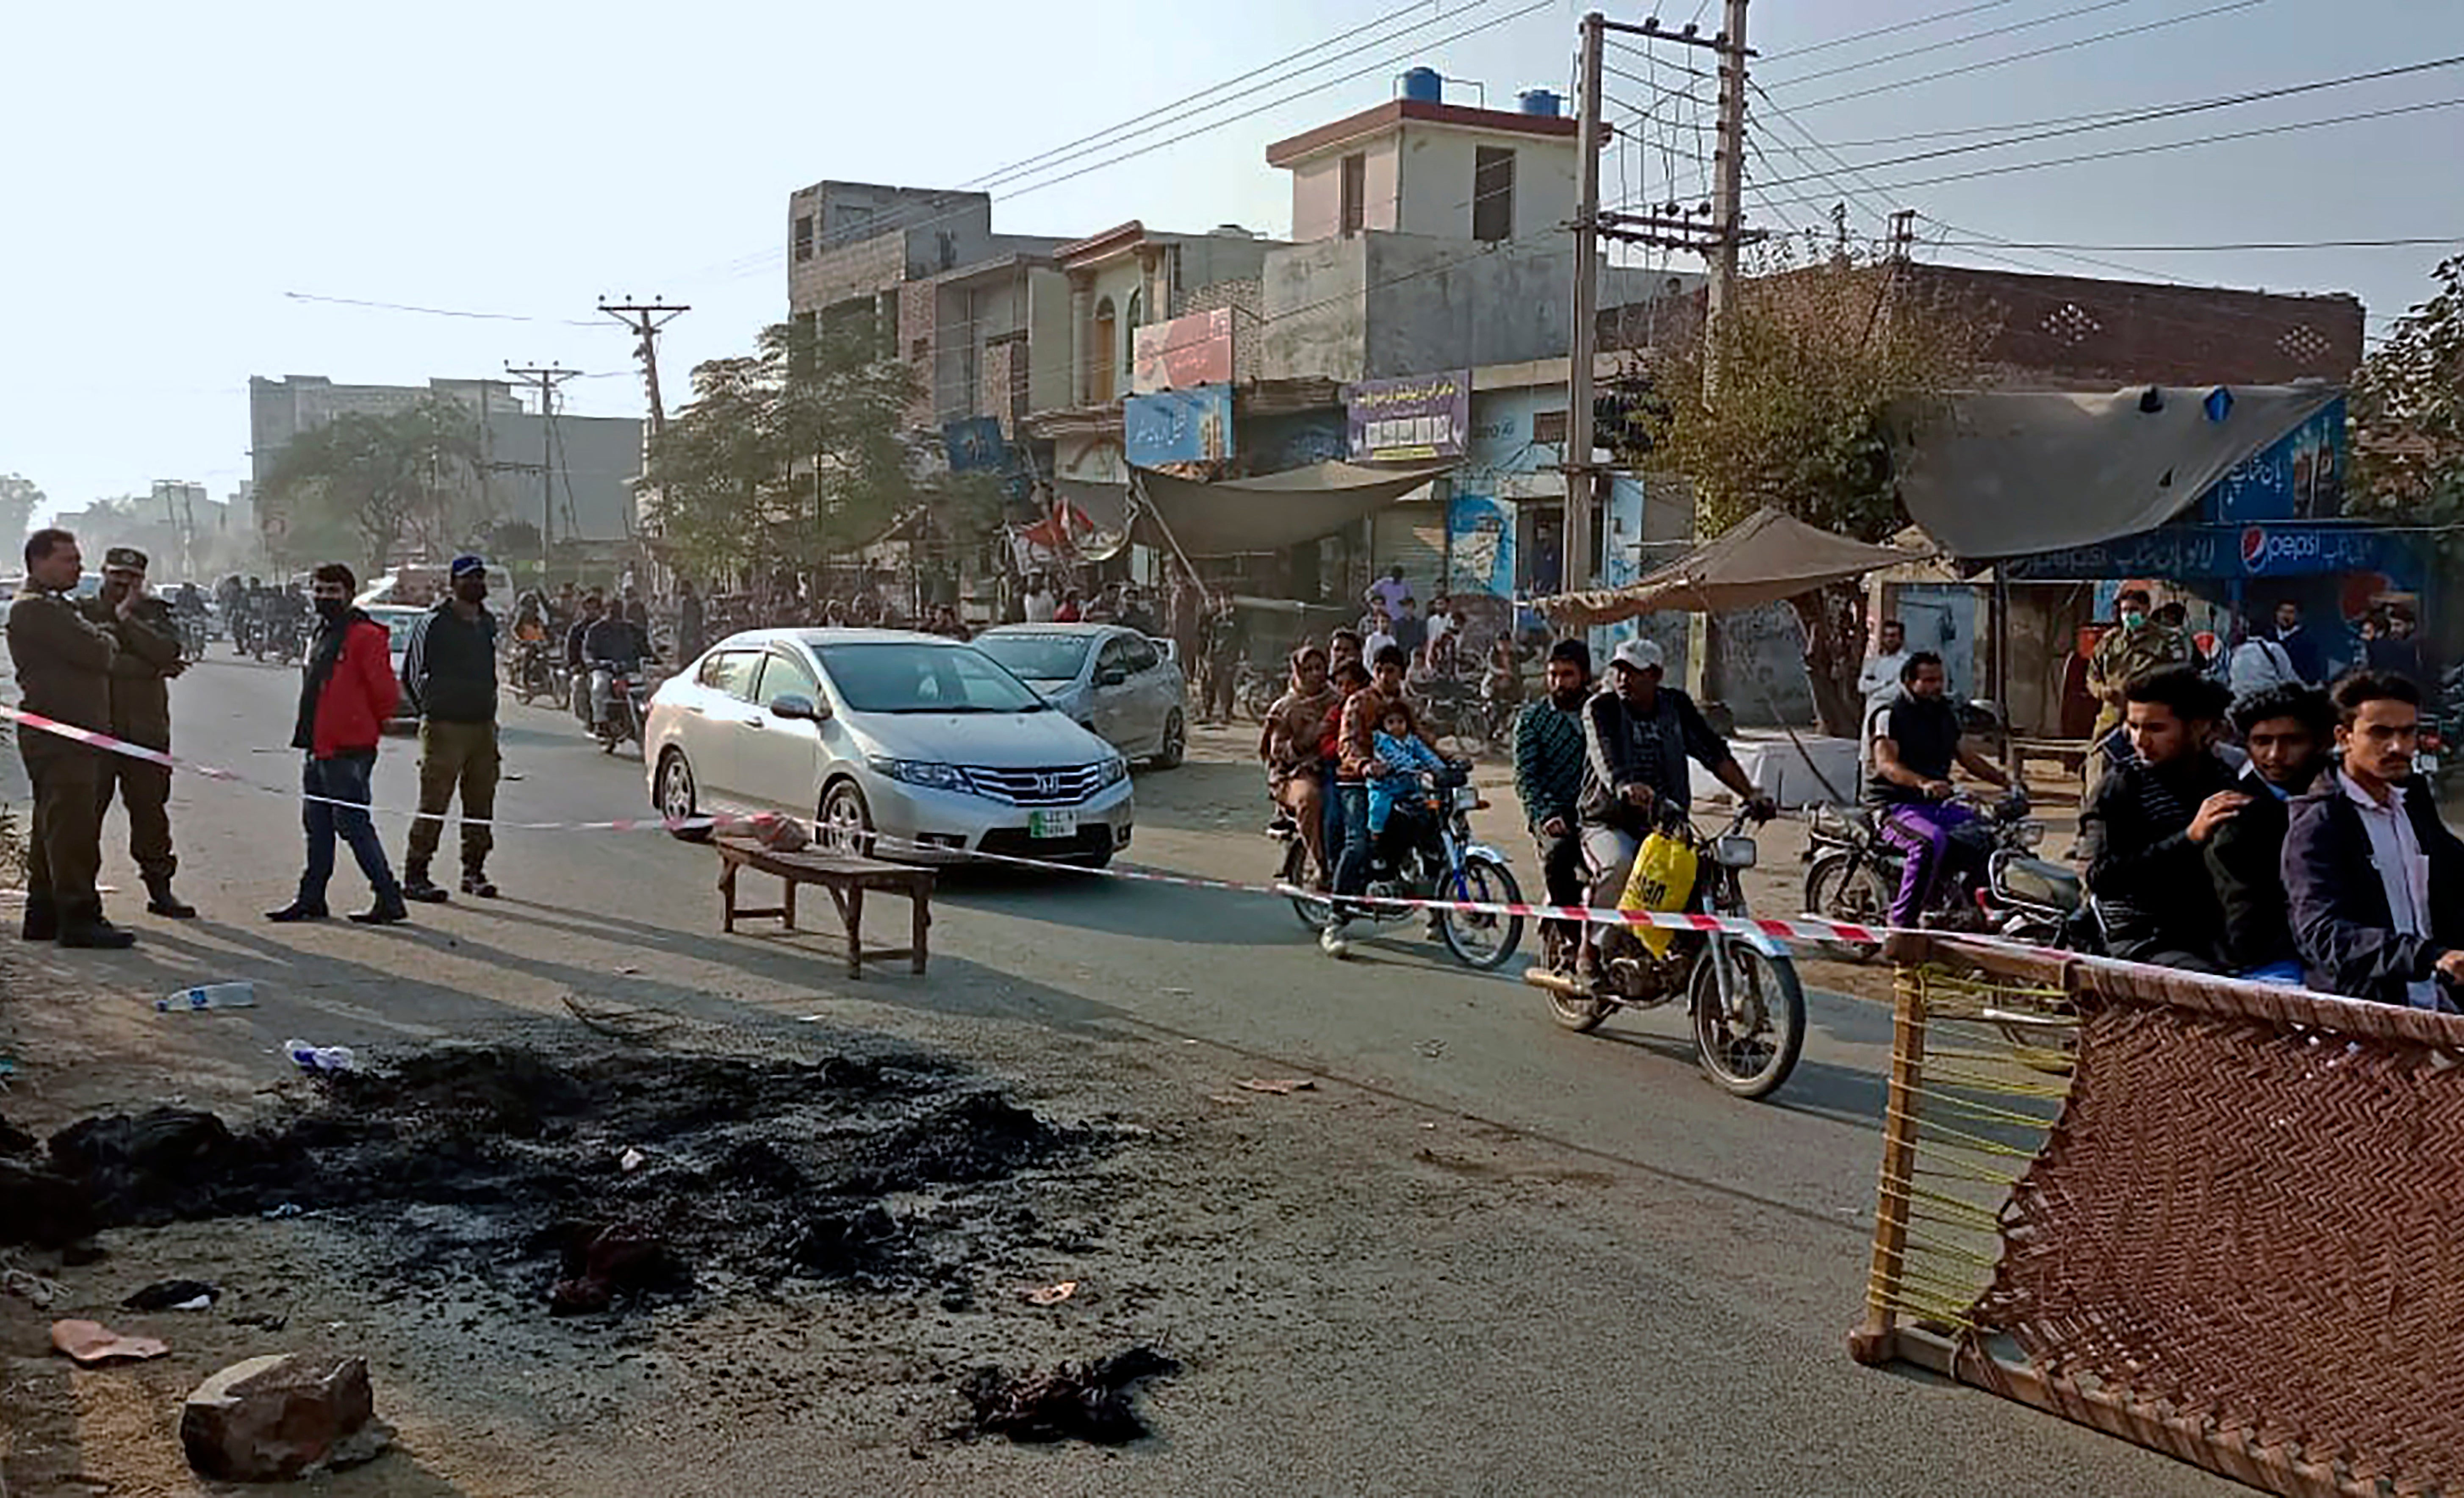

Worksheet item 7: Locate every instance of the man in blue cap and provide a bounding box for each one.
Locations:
[397,555,501,899]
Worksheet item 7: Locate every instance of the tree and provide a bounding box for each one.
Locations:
[646,320,926,585]
[2351,251,2464,539]
[1616,245,1994,735]
[0,474,43,552]
[258,397,481,578]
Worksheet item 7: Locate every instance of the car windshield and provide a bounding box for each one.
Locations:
[973,633,1093,682]
[816,642,1047,715]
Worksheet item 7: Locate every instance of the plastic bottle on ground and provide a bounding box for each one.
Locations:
[283,1038,356,1074]
[158,982,257,1013]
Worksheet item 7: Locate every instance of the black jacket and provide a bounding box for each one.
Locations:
[400,601,498,724]
[2204,761,2313,973]
[582,615,649,668]
[2283,768,2464,1005]
[2079,749,2239,964]
[1578,685,1727,832]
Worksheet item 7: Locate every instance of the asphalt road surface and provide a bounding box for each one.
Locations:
[8,653,2239,1496]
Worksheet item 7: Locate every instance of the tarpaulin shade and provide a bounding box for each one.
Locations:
[1889,385,2339,560]
[1537,508,1924,627]
[1057,460,1454,558]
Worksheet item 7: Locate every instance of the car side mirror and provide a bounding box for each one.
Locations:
[769,692,825,721]
[1095,667,1128,688]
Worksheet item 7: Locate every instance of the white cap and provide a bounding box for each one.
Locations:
[1608,636,1665,675]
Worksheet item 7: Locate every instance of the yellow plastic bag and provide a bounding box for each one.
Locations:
[1616,830,1699,958]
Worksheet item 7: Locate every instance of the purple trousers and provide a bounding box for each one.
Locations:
[1877,801,1979,927]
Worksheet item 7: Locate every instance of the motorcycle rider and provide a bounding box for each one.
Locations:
[565,590,605,721]
[2206,682,2332,982]
[2078,666,2242,971]
[1866,650,2012,928]
[1577,636,1771,878]
[582,598,653,734]
[1321,645,1432,956]
[1260,644,1339,887]
[171,581,208,653]
[1514,639,1593,955]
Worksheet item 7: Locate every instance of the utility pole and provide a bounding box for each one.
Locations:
[504,364,579,586]
[1702,0,1752,403]
[597,296,689,438]
[1562,11,1607,602]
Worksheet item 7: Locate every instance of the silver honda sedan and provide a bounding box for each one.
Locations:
[643,629,1134,867]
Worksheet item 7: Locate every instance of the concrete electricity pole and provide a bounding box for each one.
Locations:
[1562,11,1608,601]
[1702,0,1752,402]
[504,363,580,583]
[597,297,689,438]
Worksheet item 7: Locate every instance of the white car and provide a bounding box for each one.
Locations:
[644,629,1133,868]
[971,623,1188,768]
[362,605,427,731]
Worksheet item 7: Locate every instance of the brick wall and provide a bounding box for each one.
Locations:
[898,281,938,427]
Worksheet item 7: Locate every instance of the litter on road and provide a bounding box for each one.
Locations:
[50,1317,170,1365]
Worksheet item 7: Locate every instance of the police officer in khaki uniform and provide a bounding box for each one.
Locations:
[5,528,133,948]
[85,547,194,918]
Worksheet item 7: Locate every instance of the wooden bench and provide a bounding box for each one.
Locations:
[712,836,934,978]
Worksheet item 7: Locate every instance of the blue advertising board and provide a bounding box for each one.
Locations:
[1124,383,1233,467]
[1445,495,1517,600]
[941,416,1008,473]
[2004,521,2422,590]
[2199,397,2347,523]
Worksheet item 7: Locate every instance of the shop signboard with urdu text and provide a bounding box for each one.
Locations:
[1124,383,1233,467]
[1130,308,1233,394]
[1348,369,1471,462]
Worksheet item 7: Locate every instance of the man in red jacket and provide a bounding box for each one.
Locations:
[266,563,409,924]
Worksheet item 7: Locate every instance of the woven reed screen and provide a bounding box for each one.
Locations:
[1852,935,2464,1498]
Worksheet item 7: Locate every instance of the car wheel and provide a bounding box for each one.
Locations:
[657,750,709,842]
[1152,708,1186,769]
[819,780,876,857]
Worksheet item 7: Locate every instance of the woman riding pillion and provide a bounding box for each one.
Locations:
[1574,637,1774,967]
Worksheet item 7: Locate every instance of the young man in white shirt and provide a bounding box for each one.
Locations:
[2284,671,2464,1007]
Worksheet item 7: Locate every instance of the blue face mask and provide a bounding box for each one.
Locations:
[2121,611,2147,631]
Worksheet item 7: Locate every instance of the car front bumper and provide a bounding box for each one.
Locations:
[857,771,1135,864]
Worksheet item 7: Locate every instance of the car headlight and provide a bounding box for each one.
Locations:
[1095,755,1129,788]
[867,755,967,791]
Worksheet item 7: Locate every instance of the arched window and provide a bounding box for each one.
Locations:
[1122,289,1144,384]
[1091,296,1117,404]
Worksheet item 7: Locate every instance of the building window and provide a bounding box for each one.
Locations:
[1122,289,1143,384]
[1472,147,1515,242]
[1090,297,1117,405]
[1340,152,1366,237]
[793,214,814,262]
[1533,409,1568,445]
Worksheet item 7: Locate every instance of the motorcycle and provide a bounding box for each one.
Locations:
[591,661,649,753]
[1410,678,1501,757]
[255,606,304,667]
[1522,802,1806,1100]
[1275,763,1524,970]
[509,638,555,706]
[173,610,210,661]
[1800,790,2087,961]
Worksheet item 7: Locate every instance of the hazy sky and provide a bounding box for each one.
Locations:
[6,0,2459,522]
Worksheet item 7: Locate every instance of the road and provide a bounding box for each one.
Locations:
[3,653,2237,1496]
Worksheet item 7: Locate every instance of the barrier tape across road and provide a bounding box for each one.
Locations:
[0,699,1894,946]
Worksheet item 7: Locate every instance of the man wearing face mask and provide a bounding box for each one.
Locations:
[396,555,502,902]
[2085,587,2189,798]
[268,564,407,924]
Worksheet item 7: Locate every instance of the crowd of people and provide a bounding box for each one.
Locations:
[1851,589,2464,1007]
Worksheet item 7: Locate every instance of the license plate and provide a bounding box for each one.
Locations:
[1028,809,1079,840]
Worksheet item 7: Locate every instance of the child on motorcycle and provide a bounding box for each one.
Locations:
[1368,700,1447,869]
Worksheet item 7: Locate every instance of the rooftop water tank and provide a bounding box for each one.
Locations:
[1400,67,1444,104]
[1519,88,1561,117]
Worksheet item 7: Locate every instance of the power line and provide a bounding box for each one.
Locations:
[1763,0,2028,63]
[1766,0,2135,89]
[1748,53,2464,192]
[686,0,1555,289]
[1772,0,2271,114]
[1927,234,2463,253]
[960,0,1499,191]
[283,291,601,326]
[1750,94,2464,211]
[1747,83,1902,230]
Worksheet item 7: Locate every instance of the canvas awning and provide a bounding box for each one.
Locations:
[1889,384,2339,560]
[1053,459,1454,559]
[1537,508,1926,627]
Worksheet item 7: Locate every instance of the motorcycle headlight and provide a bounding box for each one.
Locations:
[2015,820,2046,849]
[1095,755,1129,788]
[867,756,967,791]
